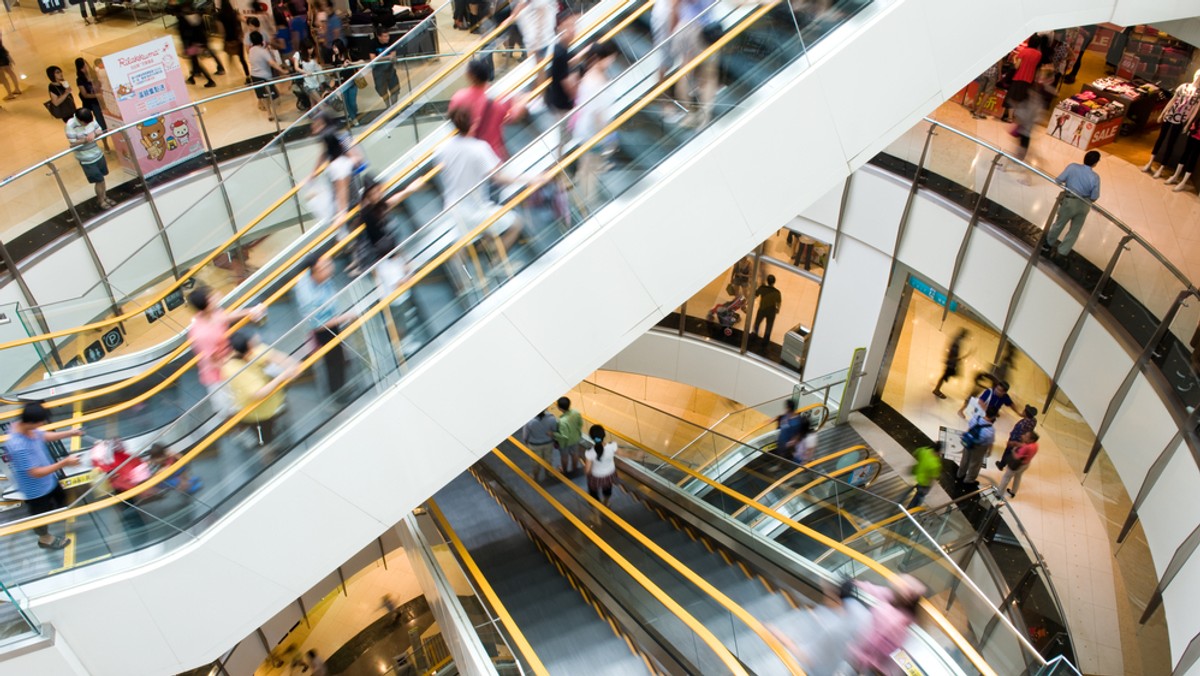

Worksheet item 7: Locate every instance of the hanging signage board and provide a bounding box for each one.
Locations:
[100,36,206,179]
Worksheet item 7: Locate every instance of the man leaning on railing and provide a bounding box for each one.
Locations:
[1044,150,1101,259]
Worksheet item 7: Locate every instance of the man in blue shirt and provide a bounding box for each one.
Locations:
[955,412,996,487]
[1045,150,1101,258]
[6,403,84,550]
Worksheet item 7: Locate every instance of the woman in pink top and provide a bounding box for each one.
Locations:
[850,577,924,674]
[188,286,265,413]
[998,430,1039,498]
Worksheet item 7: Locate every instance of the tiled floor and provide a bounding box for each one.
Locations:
[0,2,481,241]
[879,290,1138,675]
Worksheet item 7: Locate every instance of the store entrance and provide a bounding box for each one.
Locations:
[872,275,1168,676]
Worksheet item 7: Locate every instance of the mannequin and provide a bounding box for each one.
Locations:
[1167,118,1200,192]
[1143,69,1200,177]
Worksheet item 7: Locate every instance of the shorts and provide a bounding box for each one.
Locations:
[81,157,108,184]
[250,77,279,100]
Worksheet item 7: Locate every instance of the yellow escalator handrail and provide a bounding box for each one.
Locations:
[591,419,869,550]
[493,444,761,675]
[0,0,655,426]
[842,508,925,543]
[421,655,454,676]
[0,0,777,547]
[426,499,550,676]
[505,439,805,673]
[0,161,440,442]
[0,0,643,354]
[730,444,868,518]
[745,458,881,529]
[691,401,827,476]
[617,440,999,676]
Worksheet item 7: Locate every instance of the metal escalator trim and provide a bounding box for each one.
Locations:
[0,0,653,424]
[730,445,869,519]
[488,447,755,676]
[747,458,881,527]
[0,0,778,542]
[421,654,453,676]
[623,437,999,676]
[690,402,829,477]
[425,498,551,676]
[844,507,926,543]
[504,439,805,675]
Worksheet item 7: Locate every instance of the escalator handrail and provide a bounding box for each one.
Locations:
[0,0,651,426]
[426,499,548,676]
[0,0,638,354]
[492,444,763,676]
[0,0,770,538]
[611,432,1008,675]
[506,438,808,673]
[746,457,882,526]
[730,444,869,517]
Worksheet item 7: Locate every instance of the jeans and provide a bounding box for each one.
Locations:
[1046,195,1090,256]
[341,81,359,120]
[907,484,931,509]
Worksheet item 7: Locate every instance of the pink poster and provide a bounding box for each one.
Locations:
[101,37,205,179]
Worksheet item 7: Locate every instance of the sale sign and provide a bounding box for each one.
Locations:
[101,37,205,178]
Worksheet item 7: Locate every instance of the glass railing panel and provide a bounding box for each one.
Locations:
[0,567,39,647]
[1105,237,1185,352]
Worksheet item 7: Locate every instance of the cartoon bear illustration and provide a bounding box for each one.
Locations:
[115,83,133,98]
[140,118,167,161]
[171,119,191,147]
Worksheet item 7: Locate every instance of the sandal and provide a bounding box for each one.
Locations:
[38,536,71,550]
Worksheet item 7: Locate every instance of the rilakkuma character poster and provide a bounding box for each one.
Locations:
[101,37,206,178]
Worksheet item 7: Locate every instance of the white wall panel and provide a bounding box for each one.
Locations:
[1102,375,1180,498]
[1056,317,1134,432]
[85,203,167,280]
[798,182,845,232]
[223,152,299,229]
[158,174,237,264]
[951,226,1026,327]
[806,234,892,378]
[1004,272,1078,371]
[1138,445,1200,578]
[836,170,908,255]
[1162,551,1200,672]
[894,194,969,287]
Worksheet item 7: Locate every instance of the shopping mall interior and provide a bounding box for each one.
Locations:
[0,0,1199,674]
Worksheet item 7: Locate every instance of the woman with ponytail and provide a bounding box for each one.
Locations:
[584,424,619,505]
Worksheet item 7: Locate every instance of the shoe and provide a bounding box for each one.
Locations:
[186,76,196,85]
[1174,182,1191,193]
[971,112,985,120]
[1006,489,1016,498]
[995,461,1005,469]
[204,80,217,88]
[215,68,226,76]
[186,477,204,494]
[244,77,252,85]
[38,536,70,550]
[932,390,946,399]
[3,94,15,100]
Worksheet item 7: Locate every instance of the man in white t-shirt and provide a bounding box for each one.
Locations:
[432,106,524,250]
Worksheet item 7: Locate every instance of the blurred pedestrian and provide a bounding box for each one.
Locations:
[248,31,286,120]
[328,39,359,125]
[147,443,204,495]
[553,396,583,475]
[179,4,222,88]
[521,409,557,481]
[0,31,22,99]
[295,253,355,398]
[74,57,110,152]
[932,329,969,399]
[668,0,718,127]
[218,0,251,84]
[908,442,942,509]
[958,380,1018,419]
[849,577,925,674]
[585,424,618,506]
[8,402,84,550]
[570,40,619,207]
[774,398,804,459]
[512,0,555,60]
[307,649,329,676]
[449,57,527,161]
[188,285,266,415]
[998,431,1039,498]
[222,330,299,447]
[543,11,578,154]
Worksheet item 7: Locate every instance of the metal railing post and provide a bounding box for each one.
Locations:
[993,193,1064,367]
[1083,290,1193,473]
[831,174,852,262]
[1041,234,1134,413]
[941,152,1003,326]
[118,129,180,279]
[886,122,936,288]
[45,161,121,318]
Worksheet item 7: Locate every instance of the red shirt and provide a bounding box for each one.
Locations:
[1013,47,1042,83]
[449,86,514,161]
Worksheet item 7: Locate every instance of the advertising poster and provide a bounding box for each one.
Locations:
[1046,109,1121,150]
[101,37,205,178]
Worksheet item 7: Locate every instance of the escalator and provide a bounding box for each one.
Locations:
[0,0,1095,669]
[429,437,973,675]
[0,0,656,444]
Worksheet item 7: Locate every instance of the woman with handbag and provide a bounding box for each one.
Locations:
[997,430,1038,498]
[329,38,359,125]
[178,4,221,88]
[45,65,78,122]
[74,58,111,152]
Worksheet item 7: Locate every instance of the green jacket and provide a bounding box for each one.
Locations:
[912,446,942,487]
[554,409,583,448]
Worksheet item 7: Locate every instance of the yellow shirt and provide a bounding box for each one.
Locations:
[222,346,285,422]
